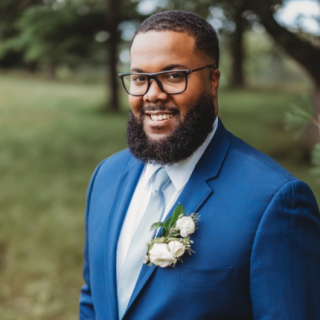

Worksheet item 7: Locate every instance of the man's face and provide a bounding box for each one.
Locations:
[129,31,220,141]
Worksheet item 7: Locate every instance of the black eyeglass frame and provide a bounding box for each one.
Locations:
[118,64,217,96]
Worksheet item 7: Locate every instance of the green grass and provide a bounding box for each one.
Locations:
[0,76,318,320]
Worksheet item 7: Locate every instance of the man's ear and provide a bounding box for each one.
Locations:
[210,69,220,97]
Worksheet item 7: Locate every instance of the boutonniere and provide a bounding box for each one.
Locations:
[144,204,199,268]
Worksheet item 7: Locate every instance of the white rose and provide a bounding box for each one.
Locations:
[176,216,195,237]
[149,243,177,268]
[168,241,185,258]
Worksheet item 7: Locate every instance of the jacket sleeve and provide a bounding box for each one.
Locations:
[250,179,320,320]
[79,160,106,320]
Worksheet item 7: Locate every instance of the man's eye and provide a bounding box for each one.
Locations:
[166,72,184,81]
[132,75,148,83]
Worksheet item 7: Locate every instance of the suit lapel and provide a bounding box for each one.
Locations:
[124,120,232,318]
[104,157,144,320]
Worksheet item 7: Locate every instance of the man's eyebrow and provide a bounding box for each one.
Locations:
[130,68,144,73]
[161,64,188,71]
[130,64,188,73]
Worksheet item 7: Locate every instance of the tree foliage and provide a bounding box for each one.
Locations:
[249,0,320,150]
[0,0,142,110]
[9,5,104,65]
[0,1,106,73]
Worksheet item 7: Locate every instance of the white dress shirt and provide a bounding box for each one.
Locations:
[116,118,219,282]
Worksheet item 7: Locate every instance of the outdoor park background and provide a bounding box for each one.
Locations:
[0,0,320,319]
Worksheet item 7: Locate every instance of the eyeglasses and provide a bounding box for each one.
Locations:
[118,64,217,96]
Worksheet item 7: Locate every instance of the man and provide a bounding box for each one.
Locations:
[79,10,320,320]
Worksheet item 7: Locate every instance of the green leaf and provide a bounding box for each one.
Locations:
[152,237,165,243]
[150,221,168,237]
[161,218,172,236]
[170,231,180,237]
[167,237,182,242]
[164,217,172,230]
[170,204,185,228]
[150,222,166,232]
[161,222,169,237]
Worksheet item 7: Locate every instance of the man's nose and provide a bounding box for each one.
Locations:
[143,79,168,103]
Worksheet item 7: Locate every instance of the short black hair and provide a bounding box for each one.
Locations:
[132,10,219,68]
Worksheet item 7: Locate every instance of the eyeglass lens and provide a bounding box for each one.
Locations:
[122,71,187,95]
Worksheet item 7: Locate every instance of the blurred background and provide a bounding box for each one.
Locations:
[0,0,320,319]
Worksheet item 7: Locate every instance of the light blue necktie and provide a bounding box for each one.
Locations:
[117,167,170,319]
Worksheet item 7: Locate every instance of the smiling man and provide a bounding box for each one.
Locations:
[125,27,219,164]
[79,10,320,320]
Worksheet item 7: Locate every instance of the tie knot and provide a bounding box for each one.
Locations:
[153,167,170,192]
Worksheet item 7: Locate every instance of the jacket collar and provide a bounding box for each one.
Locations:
[195,118,232,181]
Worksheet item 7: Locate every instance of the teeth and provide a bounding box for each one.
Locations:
[150,114,174,121]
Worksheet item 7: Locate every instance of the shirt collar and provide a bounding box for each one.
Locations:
[142,117,219,191]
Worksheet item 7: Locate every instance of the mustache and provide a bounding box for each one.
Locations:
[142,105,180,114]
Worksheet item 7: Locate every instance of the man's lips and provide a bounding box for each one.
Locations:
[145,112,175,121]
[143,106,179,122]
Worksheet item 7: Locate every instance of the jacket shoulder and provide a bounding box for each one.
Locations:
[90,148,140,184]
[99,148,137,172]
[229,133,296,184]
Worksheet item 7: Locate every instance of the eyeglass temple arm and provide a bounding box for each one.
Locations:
[189,64,217,74]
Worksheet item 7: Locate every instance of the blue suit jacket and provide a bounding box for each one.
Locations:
[79,120,320,320]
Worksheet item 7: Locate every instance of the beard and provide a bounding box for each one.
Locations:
[126,94,216,165]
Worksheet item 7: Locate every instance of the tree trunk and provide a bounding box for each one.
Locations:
[27,61,38,74]
[230,10,245,88]
[47,62,57,80]
[252,4,320,151]
[260,15,320,85]
[107,0,120,112]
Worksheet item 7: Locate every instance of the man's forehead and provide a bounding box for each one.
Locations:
[130,31,199,71]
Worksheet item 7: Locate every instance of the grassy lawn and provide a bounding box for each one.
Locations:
[0,76,318,320]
